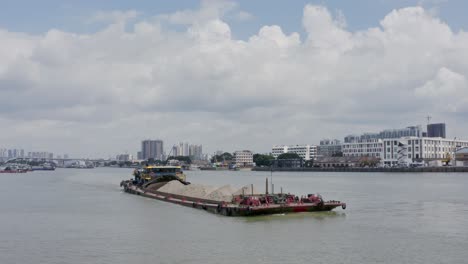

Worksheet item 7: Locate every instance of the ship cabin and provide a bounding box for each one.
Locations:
[135,165,186,182]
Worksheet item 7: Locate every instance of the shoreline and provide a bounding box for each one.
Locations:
[252,166,468,173]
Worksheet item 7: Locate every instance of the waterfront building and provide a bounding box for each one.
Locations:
[317,139,342,157]
[343,125,425,162]
[141,139,164,160]
[234,150,254,167]
[381,137,468,166]
[272,145,317,160]
[455,148,468,166]
[427,123,446,138]
[342,139,384,158]
[344,134,468,166]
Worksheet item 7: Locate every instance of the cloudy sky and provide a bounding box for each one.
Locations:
[1,0,468,158]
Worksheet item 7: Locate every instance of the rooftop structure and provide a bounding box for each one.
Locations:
[427,123,446,138]
[345,126,423,143]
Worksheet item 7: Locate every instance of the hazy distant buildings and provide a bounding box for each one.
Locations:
[234,150,254,167]
[27,152,54,160]
[116,154,133,161]
[189,144,203,160]
[427,123,446,138]
[272,145,317,160]
[317,139,342,157]
[171,142,203,160]
[1,148,25,159]
[141,139,164,160]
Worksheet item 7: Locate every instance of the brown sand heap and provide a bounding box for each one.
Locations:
[156,181,259,202]
[158,180,185,194]
[204,185,237,202]
[158,180,216,200]
[178,184,217,198]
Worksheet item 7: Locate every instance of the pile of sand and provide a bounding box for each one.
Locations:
[204,185,237,202]
[158,180,185,194]
[178,184,217,198]
[157,180,258,202]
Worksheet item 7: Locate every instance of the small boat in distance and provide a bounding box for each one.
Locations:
[0,164,28,173]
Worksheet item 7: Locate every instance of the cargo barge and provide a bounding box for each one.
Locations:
[121,166,346,217]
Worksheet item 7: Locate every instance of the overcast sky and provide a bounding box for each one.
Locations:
[1,0,468,158]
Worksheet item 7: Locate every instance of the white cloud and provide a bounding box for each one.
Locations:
[1,3,468,157]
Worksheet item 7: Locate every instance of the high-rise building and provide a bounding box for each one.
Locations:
[141,140,164,160]
[427,123,446,138]
[189,144,203,160]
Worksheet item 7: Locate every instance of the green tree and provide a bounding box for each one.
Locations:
[277,153,301,160]
[253,154,275,166]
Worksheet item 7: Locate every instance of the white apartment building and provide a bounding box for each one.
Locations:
[382,137,468,166]
[343,136,468,166]
[271,145,317,160]
[342,138,384,158]
[234,150,254,167]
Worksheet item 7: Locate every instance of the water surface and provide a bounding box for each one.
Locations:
[0,168,467,264]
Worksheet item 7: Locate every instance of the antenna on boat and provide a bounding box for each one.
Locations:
[270,165,273,195]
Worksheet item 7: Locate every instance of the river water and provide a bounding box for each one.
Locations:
[0,168,467,264]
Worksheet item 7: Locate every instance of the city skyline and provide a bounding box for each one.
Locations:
[1,1,468,157]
